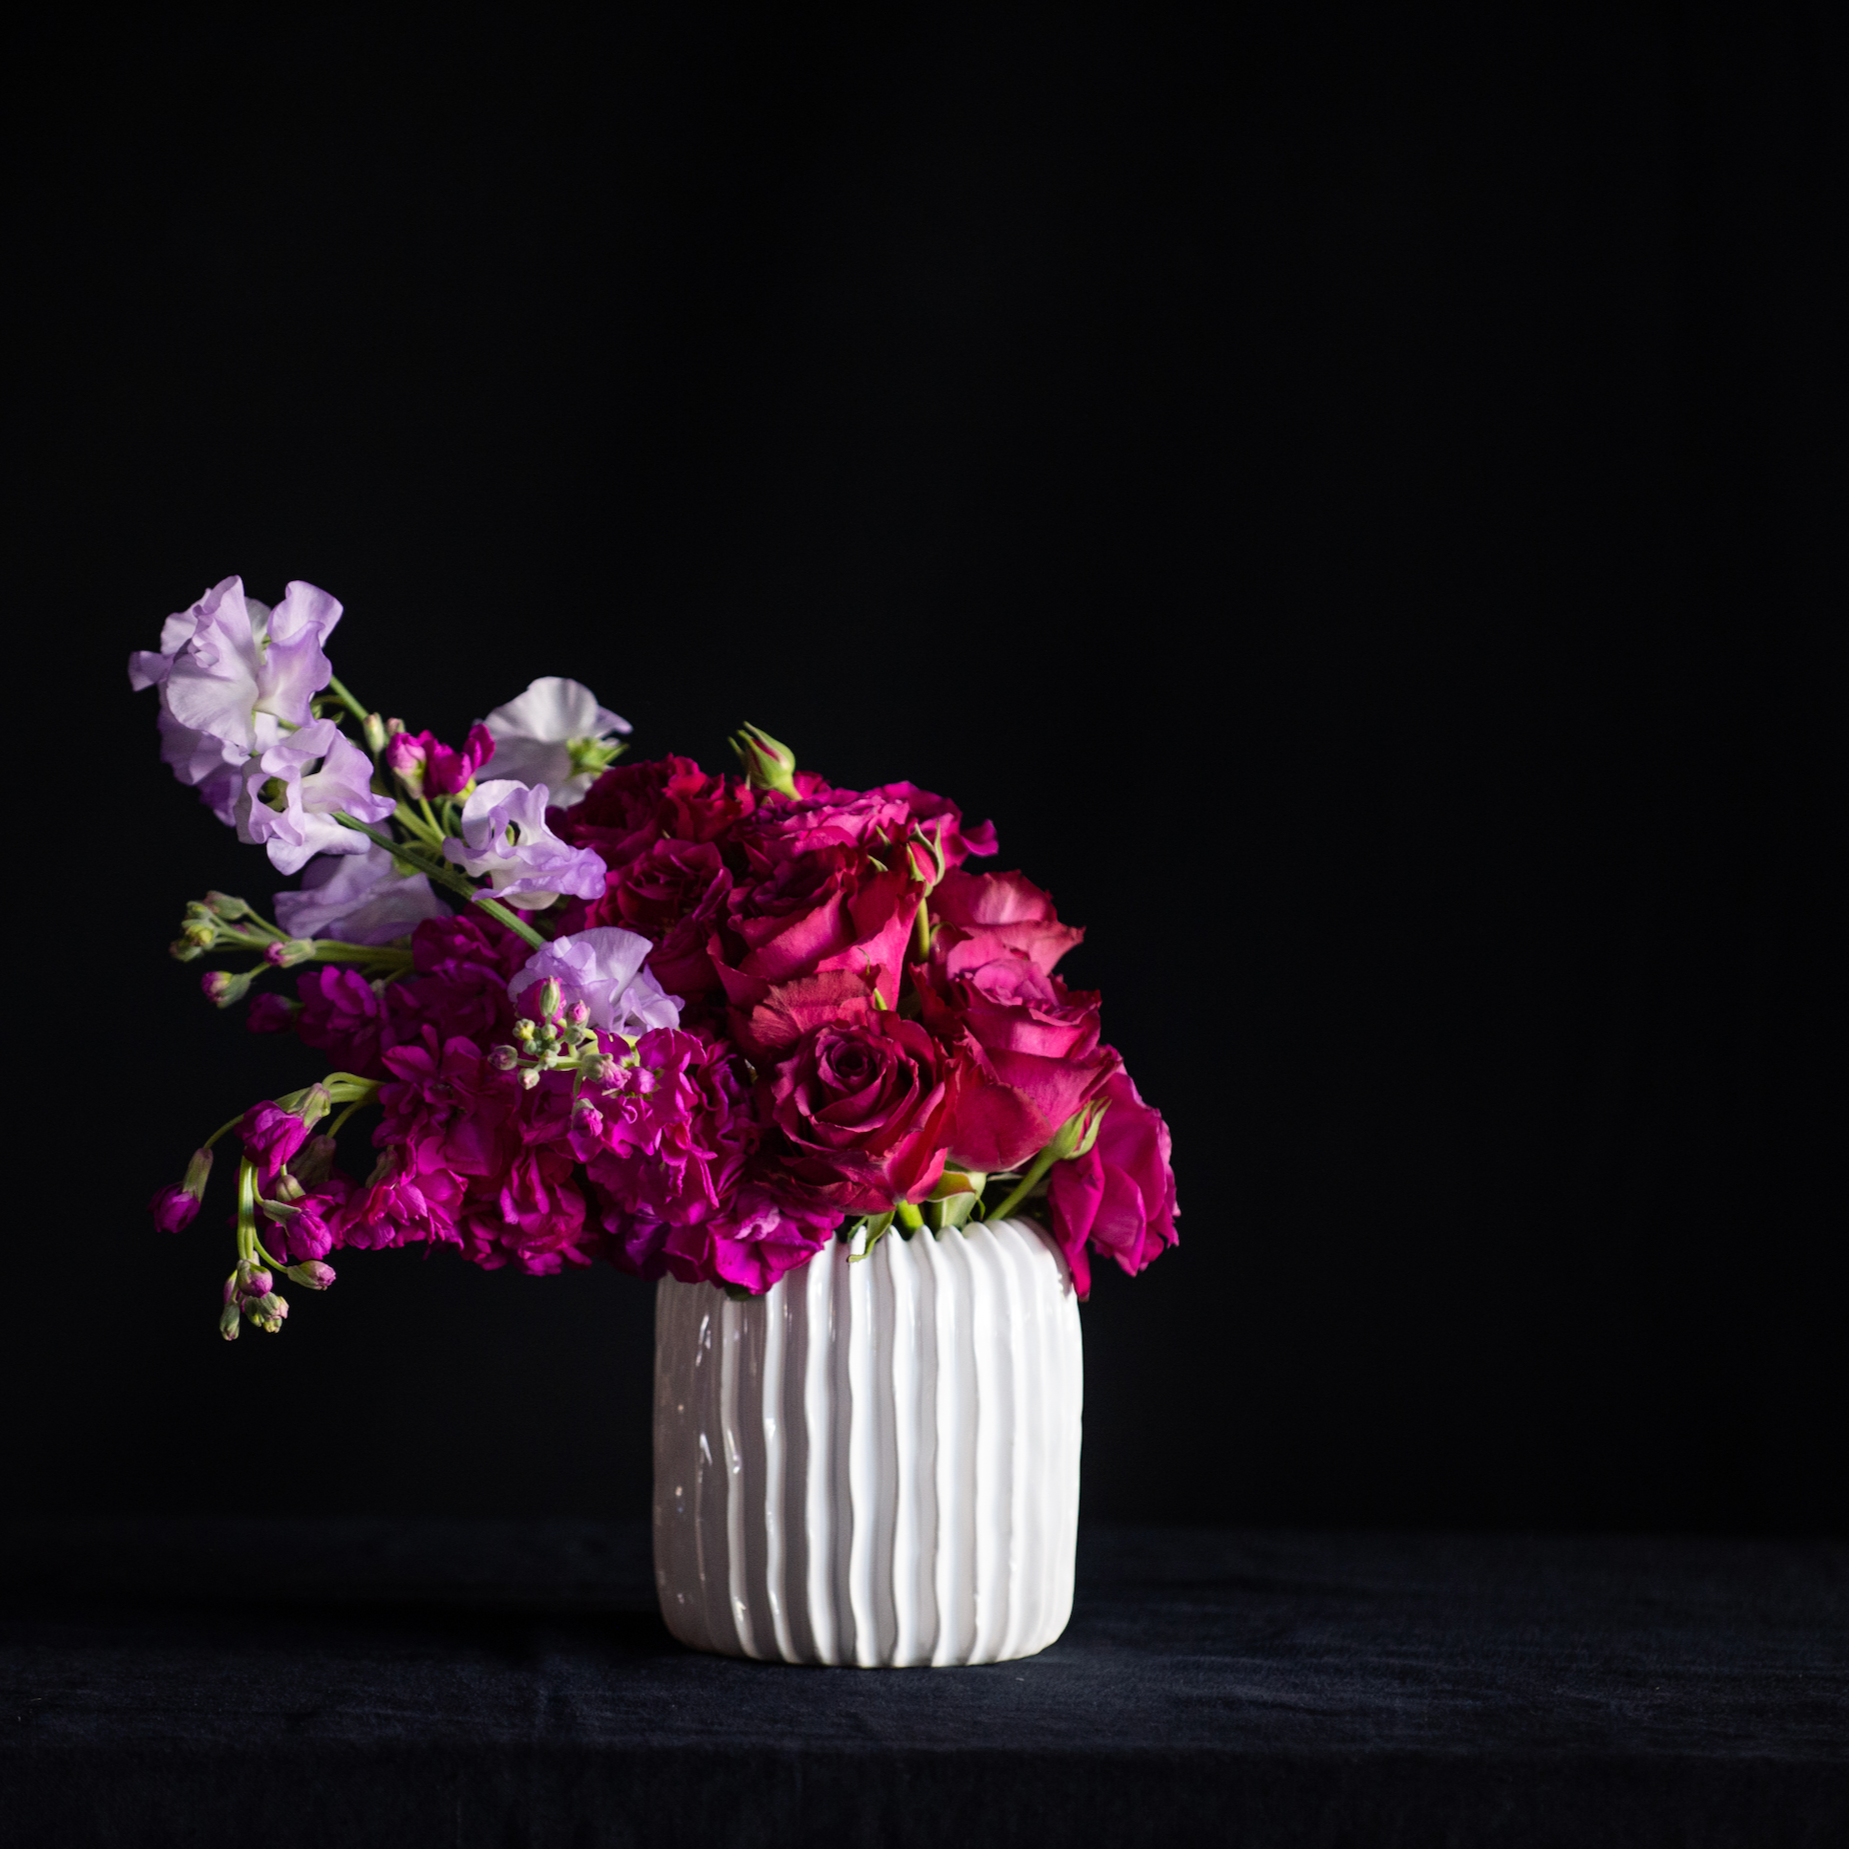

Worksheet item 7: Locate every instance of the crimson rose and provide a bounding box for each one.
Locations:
[760,1010,960,1212]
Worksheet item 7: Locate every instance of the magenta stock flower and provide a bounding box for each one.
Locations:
[442,779,607,910]
[385,723,495,798]
[235,719,396,875]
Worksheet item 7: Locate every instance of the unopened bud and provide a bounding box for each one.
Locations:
[182,920,217,949]
[204,893,253,921]
[289,1134,337,1190]
[285,1260,336,1290]
[567,999,590,1027]
[243,1267,274,1298]
[201,968,256,1008]
[363,712,390,756]
[276,1083,333,1129]
[169,938,205,962]
[245,1291,289,1332]
[489,1044,520,1070]
[513,1019,537,1043]
[218,1301,242,1340]
[729,722,799,797]
[385,730,428,796]
[519,1066,542,1091]
[265,939,315,968]
[585,1053,620,1083]
[537,978,563,1021]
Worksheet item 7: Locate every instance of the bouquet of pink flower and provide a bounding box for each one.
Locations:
[136,577,1179,1338]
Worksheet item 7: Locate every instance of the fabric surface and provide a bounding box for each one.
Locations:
[2,1521,1844,1846]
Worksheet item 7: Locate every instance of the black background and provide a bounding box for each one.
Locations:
[12,6,1843,1535]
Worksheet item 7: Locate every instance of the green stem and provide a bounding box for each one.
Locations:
[333,817,548,951]
[392,799,444,845]
[324,1098,371,1139]
[326,675,370,727]
[418,796,442,837]
[302,941,416,969]
[470,892,549,950]
[236,1159,258,1264]
[987,1145,1061,1223]
[202,1112,247,1150]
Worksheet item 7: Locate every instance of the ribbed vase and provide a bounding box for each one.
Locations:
[651,1215,1083,1667]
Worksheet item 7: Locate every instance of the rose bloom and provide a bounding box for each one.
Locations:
[1044,1067,1179,1297]
[759,1008,960,1213]
[927,868,1084,979]
[922,950,1115,1174]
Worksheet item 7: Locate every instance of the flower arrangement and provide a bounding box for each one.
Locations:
[136,577,1179,1338]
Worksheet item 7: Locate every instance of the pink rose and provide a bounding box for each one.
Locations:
[760,1012,961,1213]
[927,869,1084,979]
[712,849,922,1019]
[922,951,1115,1173]
[1044,1068,1179,1297]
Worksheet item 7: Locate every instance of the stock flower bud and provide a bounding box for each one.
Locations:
[385,730,429,798]
[245,1291,289,1332]
[519,1067,542,1091]
[489,1044,520,1070]
[567,999,590,1027]
[201,968,257,1008]
[169,938,205,962]
[218,1302,242,1340]
[149,1147,215,1234]
[363,712,390,755]
[264,939,315,968]
[285,1260,336,1290]
[289,1134,337,1190]
[204,893,254,921]
[537,978,563,1021]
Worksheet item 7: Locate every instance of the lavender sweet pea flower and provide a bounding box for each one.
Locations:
[273,845,450,945]
[508,927,681,1037]
[441,779,606,910]
[236,720,396,876]
[130,577,345,820]
[482,678,631,802]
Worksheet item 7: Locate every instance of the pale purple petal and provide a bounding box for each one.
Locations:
[442,779,606,910]
[482,677,631,797]
[273,845,448,944]
[162,579,266,755]
[507,926,681,1036]
[253,580,343,727]
[236,720,395,877]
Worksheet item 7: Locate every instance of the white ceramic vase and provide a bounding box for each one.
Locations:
[652,1215,1083,1667]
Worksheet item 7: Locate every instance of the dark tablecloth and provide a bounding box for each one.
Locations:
[2,1520,1843,1846]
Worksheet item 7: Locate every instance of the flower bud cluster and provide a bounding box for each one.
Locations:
[221,1259,289,1339]
[494,983,624,1091]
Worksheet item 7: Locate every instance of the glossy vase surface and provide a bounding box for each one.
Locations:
[652,1215,1083,1667]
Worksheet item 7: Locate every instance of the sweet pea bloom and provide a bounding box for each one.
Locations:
[234,719,396,875]
[483,678,631,802]
[273,845,449,944]
[442,780,607,909]
[129,578,345,820]
[507,927,681,1037]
